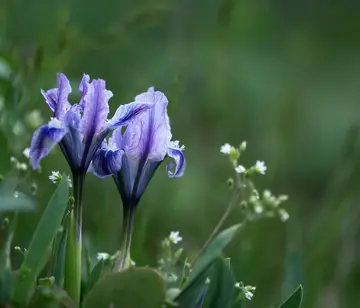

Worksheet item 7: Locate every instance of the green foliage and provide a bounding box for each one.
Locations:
[82,268,165,308]
[13,178,69,305]
[0,172,35,213]
[176,225,240,307]
[27,285,76,308]
[201,258,236,308]
[0,216,16,304]
[278,285,303,308]
[85,258,114,295]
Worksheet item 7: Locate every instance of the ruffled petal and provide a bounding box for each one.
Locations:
[166,141,186,178]
[108,101,153,130]
[29,118,67,169]
[79,73,90,109]
[80,78,112,139]
[41,88,57,112]
[123,87,172,162]
[40,73,71,117]
[90,144,123,178]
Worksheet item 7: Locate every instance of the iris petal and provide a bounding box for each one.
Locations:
[90,147,123,178]
[166,142,186,178]
[108,102,153,130]
[123,87,171,161]
[80,79,112,139]
[79,73,90,109]
[29,119,67,169]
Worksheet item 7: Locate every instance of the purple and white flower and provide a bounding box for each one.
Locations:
[29,73,151,173]
[91,87,186,206]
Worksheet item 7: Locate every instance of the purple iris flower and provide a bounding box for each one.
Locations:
[29,73,151,174]
[91,87,186,207]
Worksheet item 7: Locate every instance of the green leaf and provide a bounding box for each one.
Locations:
[27,286,76,308]
[0,171,19,194]
[0,192,35,212]
[85,258,113,295]
[0,172,35,213]
[50,223,68,288]
[176,224,241,307]
[82,267,165,308]
[0,216,17,303]
[13,178,69,305]
[202,258,236,308]
[278,285,303,308]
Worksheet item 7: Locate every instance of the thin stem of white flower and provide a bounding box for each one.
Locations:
[193,190,241,265]
[193,163,244,265]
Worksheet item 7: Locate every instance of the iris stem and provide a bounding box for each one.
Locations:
[117,205,136,271]
[64,173,84,305]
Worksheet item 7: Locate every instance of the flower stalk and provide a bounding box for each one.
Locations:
[117,204,136,271]
[64,173,84,305]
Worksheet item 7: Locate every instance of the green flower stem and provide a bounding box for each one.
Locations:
[193,190,241,265]
[117,205,136,271]
[64,174,84,305]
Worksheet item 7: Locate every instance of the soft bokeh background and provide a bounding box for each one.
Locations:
[1,0,360,307]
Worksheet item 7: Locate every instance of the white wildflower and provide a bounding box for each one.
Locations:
[279,209,289,222]
[10,156,17,164]
[235,282,256,301]
[23,148,30,159]
[254,160,267,175]
[167,273,178,283]
[17,163,28,171]
[235,165,246,174]
[254,204,263,214]
[97,252,110,261]
[220,143,232,154]
[169,231,182,244]
[49,171,72,188]
[244,289,254,300]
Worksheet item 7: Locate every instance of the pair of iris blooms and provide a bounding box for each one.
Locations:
[29,73,185,208]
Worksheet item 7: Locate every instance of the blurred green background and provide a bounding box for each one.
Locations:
[1,0,360,307]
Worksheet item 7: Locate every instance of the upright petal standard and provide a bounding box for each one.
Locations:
[91,87,186,207]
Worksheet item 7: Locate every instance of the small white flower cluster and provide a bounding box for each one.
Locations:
[235,281,256,300]
[169,231,182,244]
[247,189,289,222]
[220,142,267,176]
[97,251,135,265]
[49,171,73,188]
[158,231,184,285]
[10,155,28,171]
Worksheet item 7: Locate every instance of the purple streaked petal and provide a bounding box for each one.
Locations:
[108,102,153,130]
[41,88,57,112]
[79,73,90,109]
[64,104,81,130]
[80,79,112,139]
[166,141,186,178]
[90,146,123,178]
[40,73,71,118]
[29,119,67,169]
[54,73,72,119]
[123,88,171,162]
